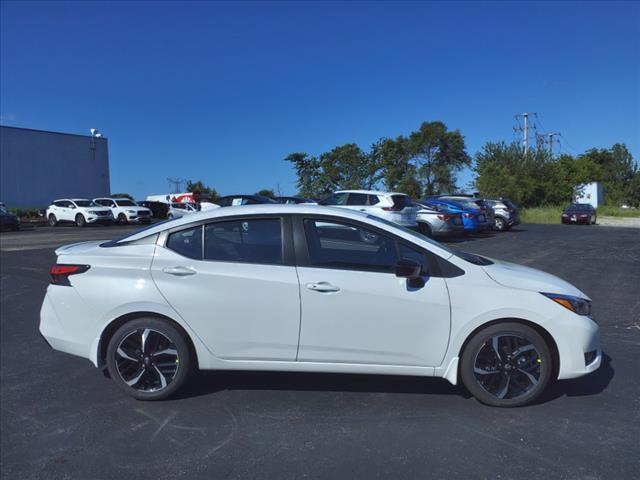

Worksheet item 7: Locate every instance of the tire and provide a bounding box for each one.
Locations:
[418,222,433,238]
[591,215,597,225]
[48,214,58,227]
[494,217,506,232]
[75,214,86,227]
[117,213,127,225]
[167,213,173,220]
[460,322,553,407]
[106,317,193,401]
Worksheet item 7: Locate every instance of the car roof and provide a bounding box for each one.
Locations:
[115,204,452,257]
[335,190,406,196]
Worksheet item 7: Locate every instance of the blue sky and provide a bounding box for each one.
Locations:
[1,1,639,199]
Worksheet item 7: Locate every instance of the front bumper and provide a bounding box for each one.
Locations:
[554,314,601,380]
[86,215,113,224]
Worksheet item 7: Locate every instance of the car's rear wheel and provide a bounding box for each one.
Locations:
[117,213,127,224]
[75,214,86,227]
[106,318,193,400]
[494,217,506,231]
[418,222,433,238]
[460,322,552,407]
[48,214,58,227]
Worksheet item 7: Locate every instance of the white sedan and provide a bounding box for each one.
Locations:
[39,205,600,406]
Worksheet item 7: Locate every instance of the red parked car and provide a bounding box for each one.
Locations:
[561,203,597,225]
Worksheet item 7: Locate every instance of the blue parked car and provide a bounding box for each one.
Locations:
[422,198,490,233]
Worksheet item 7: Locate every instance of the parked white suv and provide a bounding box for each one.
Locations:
[93,197,152,224]
[46,199,113,227]
[319,190,418,227]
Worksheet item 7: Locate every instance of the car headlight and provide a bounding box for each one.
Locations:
[541,292,591,316]
[88,210,99,214]
[126,210,136,214]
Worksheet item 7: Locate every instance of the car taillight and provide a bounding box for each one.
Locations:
[437,214,452,221]
[463,213,474,219]
[50,264,90,285]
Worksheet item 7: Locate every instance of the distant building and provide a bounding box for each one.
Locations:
[0,126,110,208]
[575,182,604,208]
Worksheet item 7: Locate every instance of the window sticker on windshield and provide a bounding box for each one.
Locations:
[232,198,243,206]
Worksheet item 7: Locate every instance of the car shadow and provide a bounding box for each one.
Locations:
[174,370,472,400]
[534,352,614,405]
[175,353,613,405]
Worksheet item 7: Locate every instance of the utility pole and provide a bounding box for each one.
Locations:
[514,113,535,155]
[167,178,185,193]
[523,112,529,155]
[547,132,560,157]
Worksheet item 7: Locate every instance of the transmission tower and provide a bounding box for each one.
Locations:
[167,178,186,193]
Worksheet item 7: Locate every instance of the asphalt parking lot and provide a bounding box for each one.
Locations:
[1,224,639,480]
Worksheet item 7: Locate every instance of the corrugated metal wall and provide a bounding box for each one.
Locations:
[0,126,111,208]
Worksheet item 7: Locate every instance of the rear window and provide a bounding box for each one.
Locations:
[204,219,283,265]
[391,195,413,209]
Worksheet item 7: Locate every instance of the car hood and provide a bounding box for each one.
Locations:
[481,259,589,299]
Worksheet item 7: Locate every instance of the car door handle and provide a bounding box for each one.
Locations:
[359,208,366,212]
[306,282,340,293]
[162,266,197,276]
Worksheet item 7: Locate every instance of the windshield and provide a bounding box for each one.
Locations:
[567,204,591,211]
[115,199,136,206]
[74,200,98,207]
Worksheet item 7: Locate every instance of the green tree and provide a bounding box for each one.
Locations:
[256,189,275,198]
[406,121,471,196]
[284,152,325,198]
[186,180,219,202]
[474,142,554,207]
[577,144,637,206]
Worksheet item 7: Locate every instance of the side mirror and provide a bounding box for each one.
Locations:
[395,258,425,288]
[70,205,76,209]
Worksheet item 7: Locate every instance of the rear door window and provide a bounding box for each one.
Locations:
[346,193,368,205]
[204,218,283,265]
[367,195,380,205]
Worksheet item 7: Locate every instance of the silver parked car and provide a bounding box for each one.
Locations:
[414,202,464,238]
[482,198,520,231]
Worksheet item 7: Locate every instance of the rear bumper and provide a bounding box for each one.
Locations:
[433,223,465,237]
[40,289,94,361]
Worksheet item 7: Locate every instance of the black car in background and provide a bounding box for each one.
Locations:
[137,201,169,219]
[216,195,278,207]
[561,203,597,225]
[274,196,315,204]
[0,207,20,231]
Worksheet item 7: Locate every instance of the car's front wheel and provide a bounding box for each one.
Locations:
[75,214,86,227]
[48,214,58,227]
[106,318,193,400]
[460,322,553,407]
[494,217,506,231]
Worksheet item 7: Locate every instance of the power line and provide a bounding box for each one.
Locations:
[167,177,186,193]
[558,133,579,154]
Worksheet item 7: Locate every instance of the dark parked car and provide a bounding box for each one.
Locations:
[0,207,20,231]
[216,195,278,207]
[274,196,315,204]
[137,201,169,219]
[561,203,597,225]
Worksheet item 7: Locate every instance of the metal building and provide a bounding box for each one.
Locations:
[0,126,111,208]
